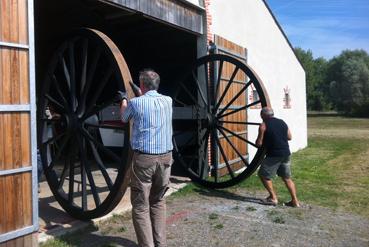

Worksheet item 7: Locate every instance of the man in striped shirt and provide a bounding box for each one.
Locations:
[120,69,173,247]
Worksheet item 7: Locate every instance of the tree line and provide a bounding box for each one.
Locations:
[294,48,369,117]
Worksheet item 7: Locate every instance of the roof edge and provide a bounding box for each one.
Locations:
[261,0,305,71]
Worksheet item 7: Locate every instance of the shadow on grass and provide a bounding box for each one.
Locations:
[41,224,138,247]
[73,234,138,247]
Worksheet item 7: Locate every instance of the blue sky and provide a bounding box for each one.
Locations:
[266,0,369,59]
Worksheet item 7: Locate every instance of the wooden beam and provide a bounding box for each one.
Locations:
[98,0,204,34]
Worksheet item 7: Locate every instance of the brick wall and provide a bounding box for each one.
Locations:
[204,0,213,43]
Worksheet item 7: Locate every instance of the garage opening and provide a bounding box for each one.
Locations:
[35,0,199,96]
[33,0,204,219]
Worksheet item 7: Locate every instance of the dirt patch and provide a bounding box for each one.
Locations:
[65,189,369,247]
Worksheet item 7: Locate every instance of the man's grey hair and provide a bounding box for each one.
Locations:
[261,107,274,117]
[139,69,160,90]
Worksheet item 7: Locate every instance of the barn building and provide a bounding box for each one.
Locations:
[0,0,306,245]
[209,0,307,157]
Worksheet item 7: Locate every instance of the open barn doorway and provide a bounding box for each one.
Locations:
[34,0,203,221]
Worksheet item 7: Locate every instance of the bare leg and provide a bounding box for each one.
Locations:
[260,176,278,202]
[282,177,300,206]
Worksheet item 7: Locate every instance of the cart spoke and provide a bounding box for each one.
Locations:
[84,122,126,130]
[219,120,261,126]
[83,97,116,120]
[178,81,201,107]
[47,134,70,171]
[78,135,101,207]
[217,81,252,116]
[78,47,102,115]
[218,125,258,148]
[76,138,88,211]
[192,71,208,107]
[214,60,224,101]
[215,134,235,179]
[173,97,187,107]
[81,128,121,163]
[42,131,66,145]
[68,42,76,110]
[45,94,65,112]
[180,155,196,169]
[58,161,69,191]
[219,100,261,119]
[186,158,196,170]
[80,38,88,96]
[87,138,114,190]
[217,127,249,166]
[85,68,113,116]
[215,67,239,110]
[68,149,75,203]
[181,134,197,147]
[61,57,71,91]
[50,74,70,111]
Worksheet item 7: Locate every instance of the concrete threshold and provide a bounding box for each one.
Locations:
[38,176,190,243]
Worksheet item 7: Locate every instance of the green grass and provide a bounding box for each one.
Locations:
[40,239,71,247]
[40,225,98,247]
[169,183,198,198]
[239,116,369,216]
[308,116,369,130]
[209,213,219,220]
[267,210,285,224]
[214,224,224,229]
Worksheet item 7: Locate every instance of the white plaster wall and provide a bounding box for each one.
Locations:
[209,0,307,158]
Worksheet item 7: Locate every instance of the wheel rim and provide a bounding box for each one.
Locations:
[173,54,270,188]
[38,28,134,219]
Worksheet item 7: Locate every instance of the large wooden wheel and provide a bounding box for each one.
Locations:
[38,28,135,220]
[173,54,270,188]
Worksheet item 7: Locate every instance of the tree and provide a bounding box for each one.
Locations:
[294,47,330,110]
[328,50,369,116]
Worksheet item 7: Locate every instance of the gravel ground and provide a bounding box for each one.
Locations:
[63,188,369,247]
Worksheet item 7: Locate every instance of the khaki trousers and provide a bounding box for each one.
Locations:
[130,152,172,247]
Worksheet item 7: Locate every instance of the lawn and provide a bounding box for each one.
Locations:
[176,116,369,217]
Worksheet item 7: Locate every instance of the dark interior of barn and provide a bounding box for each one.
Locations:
[34,0,199,96]
[34,0,202,178]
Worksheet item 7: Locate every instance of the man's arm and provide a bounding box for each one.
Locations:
[287,128,292,140]
[120,99,128,122]
[255,122,266,147]
[120,98,135,123]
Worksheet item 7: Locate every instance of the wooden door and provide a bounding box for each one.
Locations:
[0,0,37,245]
[214,35,248,176]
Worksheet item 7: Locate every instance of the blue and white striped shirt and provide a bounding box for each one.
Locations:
[121,90,173,154]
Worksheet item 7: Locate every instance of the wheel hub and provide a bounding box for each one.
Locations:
[66,114,81,131]
[207,113,218,129]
